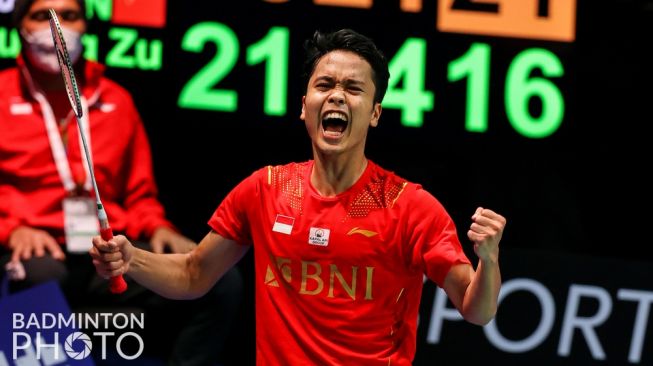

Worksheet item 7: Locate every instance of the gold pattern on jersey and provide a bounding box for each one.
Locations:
[267,164,306,213]
[267,163,408,219]
[395,288,405,303]
[347,178,408,218]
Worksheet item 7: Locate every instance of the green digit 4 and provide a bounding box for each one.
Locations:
[383,38,434,128]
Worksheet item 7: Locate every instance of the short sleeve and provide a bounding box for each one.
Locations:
[405,187,471,287]
[208,168,266,245]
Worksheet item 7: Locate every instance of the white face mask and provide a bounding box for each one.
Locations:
[21,27,83,74]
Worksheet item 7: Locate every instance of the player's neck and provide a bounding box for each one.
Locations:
[311,153,368,197]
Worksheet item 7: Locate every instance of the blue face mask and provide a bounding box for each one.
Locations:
[21,26,83,74]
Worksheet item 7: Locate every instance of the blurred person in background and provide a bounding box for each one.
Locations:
[0,0,243,364]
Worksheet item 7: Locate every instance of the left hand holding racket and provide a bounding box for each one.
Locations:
[48,8,127,293]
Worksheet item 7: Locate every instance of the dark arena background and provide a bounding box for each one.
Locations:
[1,0,652,365]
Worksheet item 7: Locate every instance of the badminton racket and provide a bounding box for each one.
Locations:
[48,9,127,294]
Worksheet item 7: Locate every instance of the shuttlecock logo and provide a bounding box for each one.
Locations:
[64,332,92,360]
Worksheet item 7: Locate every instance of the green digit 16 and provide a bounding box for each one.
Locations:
[449,43,565,139]
[178,23,289,116]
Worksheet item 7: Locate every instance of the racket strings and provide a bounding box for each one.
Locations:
[48,10,82,119]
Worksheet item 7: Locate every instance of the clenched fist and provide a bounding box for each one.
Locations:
[467,207,506,263]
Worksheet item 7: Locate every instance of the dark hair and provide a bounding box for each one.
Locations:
[303,29,390,104]
[12,0,86,27]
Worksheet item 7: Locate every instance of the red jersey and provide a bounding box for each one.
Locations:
[0,58,173,246]
[209,160,470,365]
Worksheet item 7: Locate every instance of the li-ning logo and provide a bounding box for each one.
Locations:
[308,227,330,246]
[347,227,378,238]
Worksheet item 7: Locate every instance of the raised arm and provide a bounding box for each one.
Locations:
[442,207,506,325]
[90,230,249,300]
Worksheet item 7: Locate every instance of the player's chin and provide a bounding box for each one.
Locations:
[315,142,345,156]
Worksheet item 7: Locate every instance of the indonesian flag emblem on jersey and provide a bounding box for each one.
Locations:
[272,214,295,235]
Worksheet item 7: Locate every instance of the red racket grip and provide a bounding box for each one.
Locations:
[101,227,128,294]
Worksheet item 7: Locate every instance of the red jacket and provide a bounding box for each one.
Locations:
[0,57,173,247]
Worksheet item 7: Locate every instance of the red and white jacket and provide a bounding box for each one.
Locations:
[0,57,173,247]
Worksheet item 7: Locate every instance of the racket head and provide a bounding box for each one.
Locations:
[48,8,83,119]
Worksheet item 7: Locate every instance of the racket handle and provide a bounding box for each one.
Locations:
[100,227,128,294]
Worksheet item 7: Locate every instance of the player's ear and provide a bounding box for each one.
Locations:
[370,102,381,127]
[300,95,306,120]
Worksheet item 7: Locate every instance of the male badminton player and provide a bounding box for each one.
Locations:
[92,28,506,365]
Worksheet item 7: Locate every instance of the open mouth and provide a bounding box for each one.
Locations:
[321,112,348,138]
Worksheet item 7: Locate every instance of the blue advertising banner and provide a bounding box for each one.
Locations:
[0,279,95,366]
